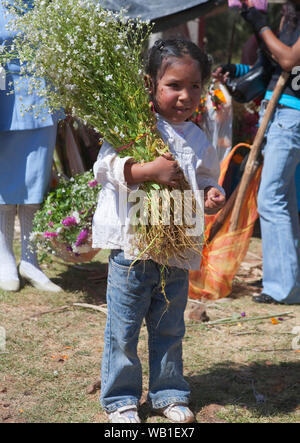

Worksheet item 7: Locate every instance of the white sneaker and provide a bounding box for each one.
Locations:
[108,405,141,423]
[19,263,62,293]
[160,403,195,423]
[0,279,20,292]
[26,279,62,293]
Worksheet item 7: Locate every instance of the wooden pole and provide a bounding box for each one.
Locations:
[208,182,240,242]
[229,71,289,232]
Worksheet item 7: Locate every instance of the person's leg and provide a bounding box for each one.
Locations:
[100,250,157,415]
[18,204,62,292]
[147,265,191,409]
[0,204,19,291]
[257,108,300,304]
[0,126,57,205]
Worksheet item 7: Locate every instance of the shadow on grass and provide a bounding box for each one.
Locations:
[55,260,108,304]
[187,360,300,418]
[138,360,300,422]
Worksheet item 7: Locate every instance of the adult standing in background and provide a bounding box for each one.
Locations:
[240,1,300,304]
[0,0,62,292]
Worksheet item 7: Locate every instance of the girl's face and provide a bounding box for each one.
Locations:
[153,55,202,124]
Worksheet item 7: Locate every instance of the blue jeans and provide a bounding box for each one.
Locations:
[100,250,190,412]
[258,107,300,304]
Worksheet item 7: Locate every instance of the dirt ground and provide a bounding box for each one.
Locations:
[0,223,299,423]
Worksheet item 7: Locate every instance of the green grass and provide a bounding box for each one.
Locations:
[0,238,300,423]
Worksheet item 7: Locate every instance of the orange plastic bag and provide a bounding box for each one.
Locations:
[189,143,262,301]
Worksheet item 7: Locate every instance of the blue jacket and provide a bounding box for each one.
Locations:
[0,0,56,131]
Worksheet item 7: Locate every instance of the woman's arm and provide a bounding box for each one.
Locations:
[259,28,300,71]
[241,6,300,72]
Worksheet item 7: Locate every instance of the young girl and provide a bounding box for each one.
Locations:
[92,39,225,423]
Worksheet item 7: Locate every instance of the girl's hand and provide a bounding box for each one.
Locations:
[204,186,226,212]
[124,152,184,187]
[150,152,184,187]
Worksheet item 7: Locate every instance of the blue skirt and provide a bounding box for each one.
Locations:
[0,125,57,204]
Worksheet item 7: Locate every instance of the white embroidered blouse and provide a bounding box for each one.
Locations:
[92,115,224,270]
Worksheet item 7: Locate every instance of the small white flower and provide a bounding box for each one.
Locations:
[72,211,81,223]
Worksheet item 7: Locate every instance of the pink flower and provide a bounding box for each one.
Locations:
[88,180,98,188]
[47,210,52,215]
[44,231,58,238]
[75,229,89,247]
[62,216,77,227]
[48,221,54,227]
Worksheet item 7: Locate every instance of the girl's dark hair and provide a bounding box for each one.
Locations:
[145,38,212,86]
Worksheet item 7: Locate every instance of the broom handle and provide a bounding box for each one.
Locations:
[229,71,289,232]
[208,160,262,242]
[208,143,251,242]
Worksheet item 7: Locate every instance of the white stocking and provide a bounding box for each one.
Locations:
[0,205,18,281]
[18,204,50,284]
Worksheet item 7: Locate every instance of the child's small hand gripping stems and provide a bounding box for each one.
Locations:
[124,152,184,188]
[204,186,226,213]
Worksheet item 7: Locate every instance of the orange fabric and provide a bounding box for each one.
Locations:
[188,143,262,301]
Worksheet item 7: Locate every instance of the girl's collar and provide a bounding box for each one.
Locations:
[156,113,192,128]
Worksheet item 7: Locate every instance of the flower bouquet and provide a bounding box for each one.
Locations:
[31,171,101,263]
[2,0,203,265]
